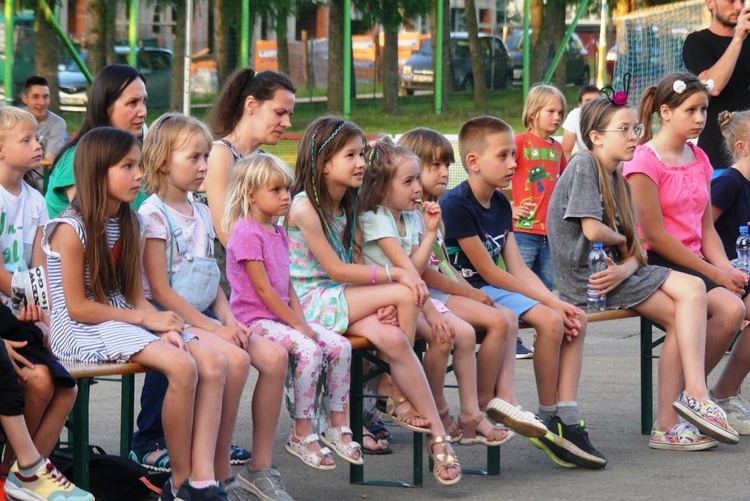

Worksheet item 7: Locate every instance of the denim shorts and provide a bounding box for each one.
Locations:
[514,232,555,291]
[480,285,539,318]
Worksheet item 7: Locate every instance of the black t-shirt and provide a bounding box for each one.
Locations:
[440,181,513,288]
[683,29,750,168]
[711,168,750,259]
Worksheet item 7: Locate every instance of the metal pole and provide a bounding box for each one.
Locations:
[128,0,137,67]
[344,0,351,118]
[597,0,608,88]
[522,0,530,98]
[183,0,193,115]
[39,0,91,83]
[434,0,443,115]
[4,0,13,105]
[542,0,590,84]
[241,0,249,67]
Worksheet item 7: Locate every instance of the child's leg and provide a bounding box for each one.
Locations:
[0,342,38,468]
[557,314,587,404]
[705,287,745,373]
[535,237,555,291]
[416,313,454,416]
[245,333,289,470]
[712,292,750,399]
[186,328,251,482]
[251,319,333,467]
[444,295,514,409]
[131,339,200,488]
[26,383,77,457]
[494,305,520,405]
[184,339,230,482]
[0,415,39,467]
[520,304,565,408]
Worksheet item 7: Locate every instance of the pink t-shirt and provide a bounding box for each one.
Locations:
[226,218,290,324]
[622,142,713,257]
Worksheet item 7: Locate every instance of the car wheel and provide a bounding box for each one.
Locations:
[461,76,474,92]
[406,89,415,96]
[581,66,591,85]
[502,72,513,89]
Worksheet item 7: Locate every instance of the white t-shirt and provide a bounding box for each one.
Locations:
[562,107,588,154]
[138,194,215,300]
[0,181,49,273]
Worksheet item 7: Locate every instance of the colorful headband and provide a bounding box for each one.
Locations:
[317,122,347,156]
[601,73,631,106]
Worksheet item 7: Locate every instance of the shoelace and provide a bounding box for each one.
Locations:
[44,462,72,489]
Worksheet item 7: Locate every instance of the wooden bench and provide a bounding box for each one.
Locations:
[345,308,663,487]
[62,361,149,489]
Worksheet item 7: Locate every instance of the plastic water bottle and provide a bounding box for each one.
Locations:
[587,242,607,311]
[736,226,750,271]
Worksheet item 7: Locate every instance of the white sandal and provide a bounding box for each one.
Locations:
[320,426,364,465]
[284,427,336,470]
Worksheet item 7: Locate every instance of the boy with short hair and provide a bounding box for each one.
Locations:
[440,115,606,469]
[21,76,66,163]
[561,85,600,159]
[0,107,78,480]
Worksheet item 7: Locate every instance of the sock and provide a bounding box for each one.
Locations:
[538,404,557,422]
[557,401,580,426]
[189,479,219,490]
[18,457,45,476]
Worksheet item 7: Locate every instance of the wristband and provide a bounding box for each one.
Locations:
[371,265,377,284]
[385,264,393,283]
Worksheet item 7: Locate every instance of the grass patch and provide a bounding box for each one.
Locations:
[59,86,579,138]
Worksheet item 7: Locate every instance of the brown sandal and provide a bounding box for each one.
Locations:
[383,396,431,434]
[458,413,513,446]
[438,408,464,442]
[426,435,462,486]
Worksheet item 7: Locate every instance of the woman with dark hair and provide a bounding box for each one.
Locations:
[45,64,147,218]
[202,68,296,244]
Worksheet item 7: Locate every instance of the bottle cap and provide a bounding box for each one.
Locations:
[593,241,603,249]
[741,226,749,234]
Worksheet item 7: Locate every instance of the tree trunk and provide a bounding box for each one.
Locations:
[171,0,187,110]
[550,0,566,88]
[327,0,343,113]
[530,0,545,83]
[35,5,60,112]
[214,0,241,88]
[464,0,486,107]
[382,13,399,113]
[276,5,290,76]
[87,0,106,75]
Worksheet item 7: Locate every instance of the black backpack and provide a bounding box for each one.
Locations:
[50,446,167,501]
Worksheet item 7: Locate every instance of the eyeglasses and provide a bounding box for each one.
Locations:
[600,124,645,139]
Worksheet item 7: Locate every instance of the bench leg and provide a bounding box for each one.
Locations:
[70,378,91,489]
[349,350,364,485]
[640,317,653,435]
[486,445,500,475]
[120,374,135,458]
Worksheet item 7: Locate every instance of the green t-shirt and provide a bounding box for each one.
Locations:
[45,147,75,218]
[44,146,148,218]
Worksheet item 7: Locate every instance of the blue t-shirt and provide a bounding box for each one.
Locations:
[711,168,750,260]
[440,181,513,288]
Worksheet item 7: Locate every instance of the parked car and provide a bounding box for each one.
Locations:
[505,31,590,85]
[399,32,513,95]
[59,46,174,110]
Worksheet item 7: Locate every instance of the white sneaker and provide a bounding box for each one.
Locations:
[713,394,750,435]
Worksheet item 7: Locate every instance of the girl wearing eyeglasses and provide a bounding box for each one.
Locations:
[548,92,739,451]
[623,72,749,441]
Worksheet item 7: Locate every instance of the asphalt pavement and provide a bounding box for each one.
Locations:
[85,317,749,501]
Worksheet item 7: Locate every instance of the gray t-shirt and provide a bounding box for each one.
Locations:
[37,110,67,156]
[547,151,669,308]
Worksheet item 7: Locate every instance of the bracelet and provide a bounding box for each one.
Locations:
[385,264,393,283]
[371,264,377,284]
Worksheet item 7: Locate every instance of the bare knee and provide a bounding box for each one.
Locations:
[533,308,565,344]
[166,352,198,390]
[375,326,412,356]
[267,342,289,377]
[199,349,228,385]
[227,347,252,379]
[454,323,477,351]
[23,366,54,404]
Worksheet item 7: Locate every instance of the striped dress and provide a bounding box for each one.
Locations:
[42,210,191,363]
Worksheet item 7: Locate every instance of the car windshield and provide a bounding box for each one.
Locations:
[417,40,432,56]
[451,39,470,57]
[506,33,522,50]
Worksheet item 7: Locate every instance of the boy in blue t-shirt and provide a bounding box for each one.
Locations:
[441,115,606,469]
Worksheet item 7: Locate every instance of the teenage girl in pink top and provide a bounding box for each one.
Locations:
[624,73,750,435]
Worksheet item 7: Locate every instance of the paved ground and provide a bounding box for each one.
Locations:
[84,317,748,501]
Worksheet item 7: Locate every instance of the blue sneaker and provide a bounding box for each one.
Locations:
[176,482,228,500]
[515,338,533,359]
[160,478,176,501]
[230,444,252,465]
